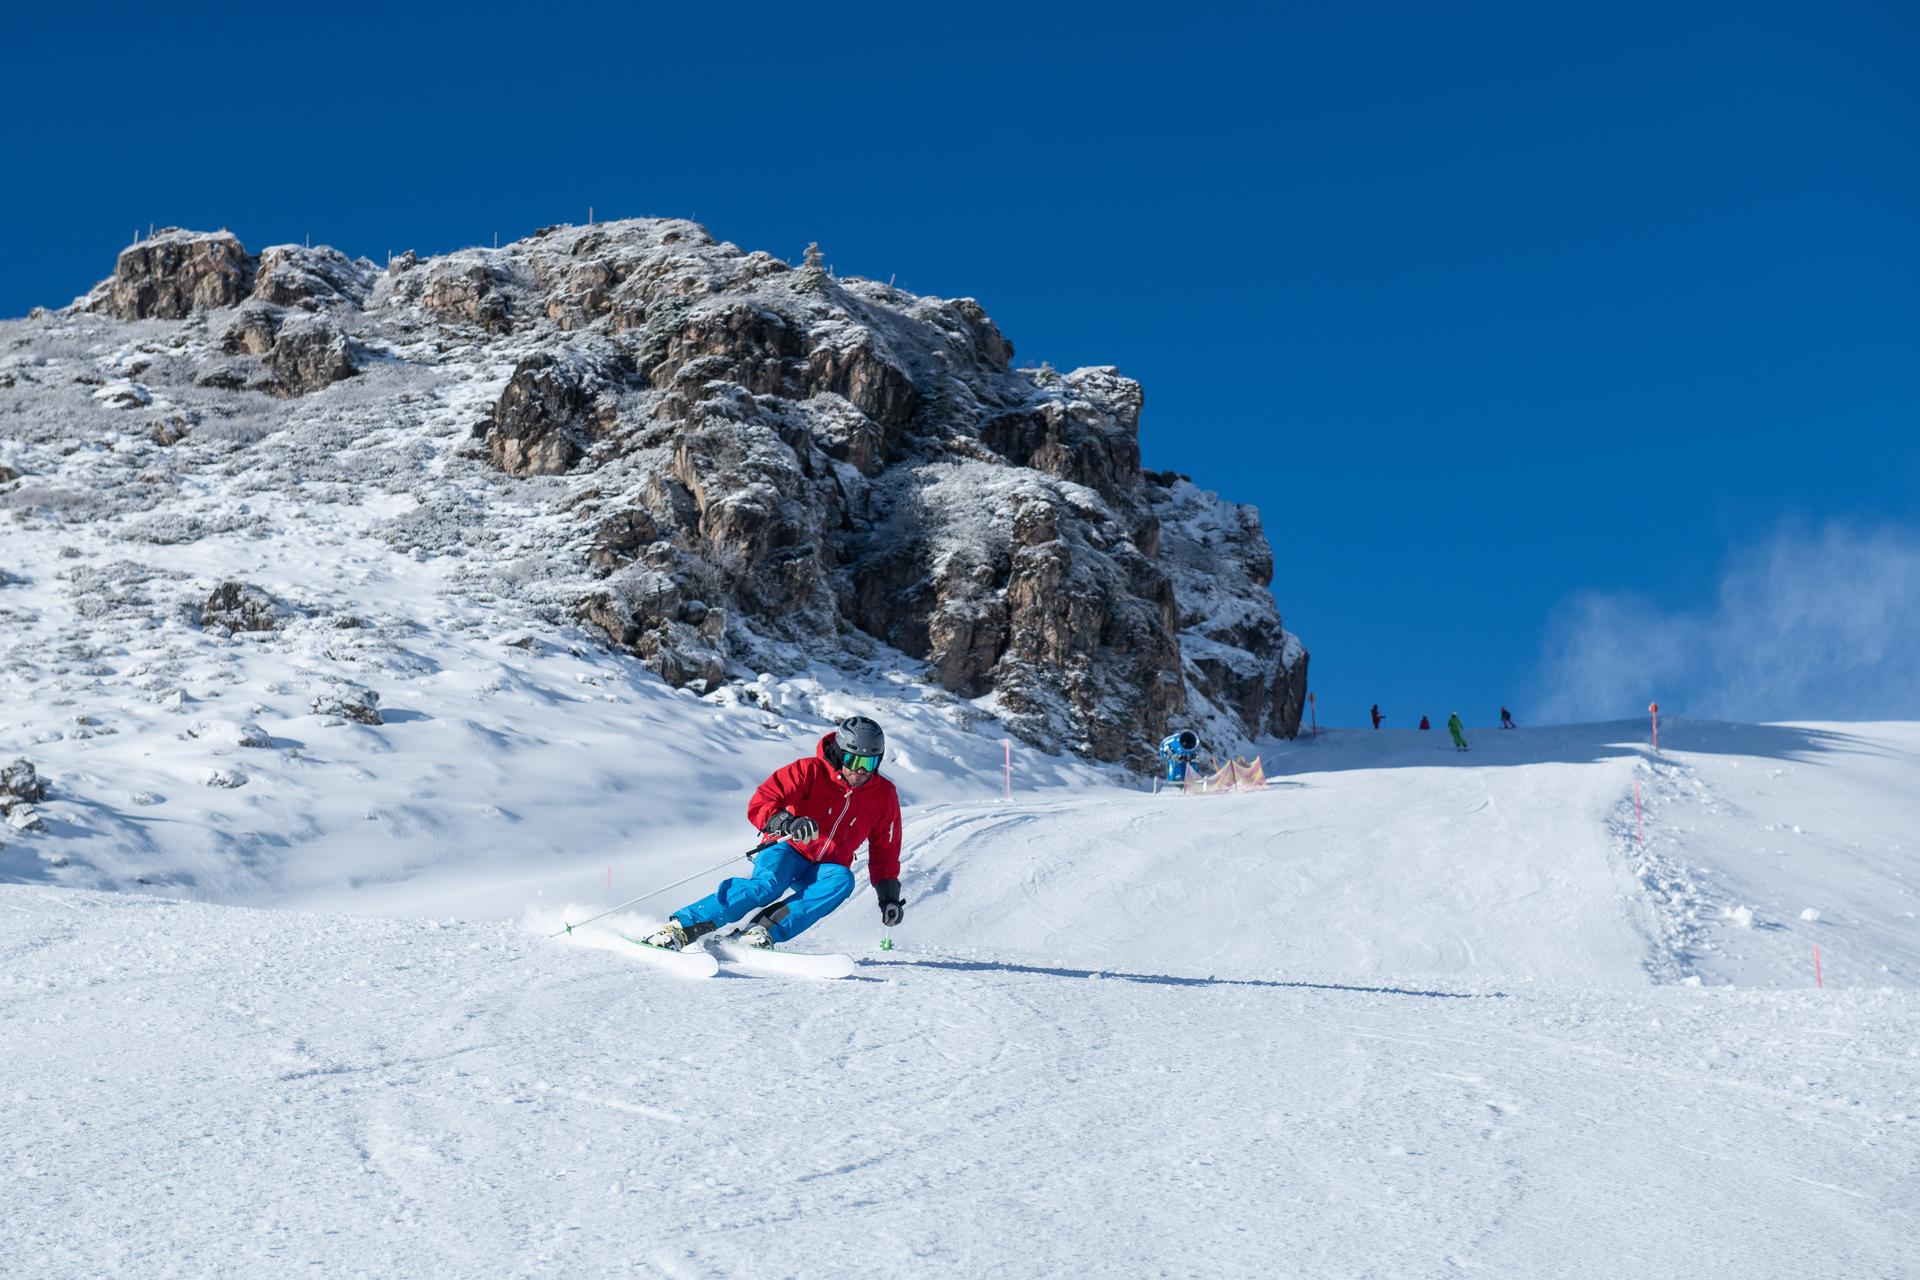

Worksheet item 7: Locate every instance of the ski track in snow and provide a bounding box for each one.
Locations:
[4,889,1916,1278]
[5,707,1920,1275]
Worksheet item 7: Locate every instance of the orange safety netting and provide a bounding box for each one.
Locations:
[1180,755,1266,795]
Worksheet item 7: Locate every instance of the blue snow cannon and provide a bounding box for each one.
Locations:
[1158,729,1200,782]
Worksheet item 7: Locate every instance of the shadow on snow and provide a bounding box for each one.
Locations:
[872,955,1503,1000]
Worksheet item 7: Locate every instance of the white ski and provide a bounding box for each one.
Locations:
[709,938,855,979]
[614,931,720,978]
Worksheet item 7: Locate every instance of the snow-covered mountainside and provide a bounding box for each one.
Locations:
[3,228,1916,1277]
[1,221,1306,771]
[4,718,1918,1277]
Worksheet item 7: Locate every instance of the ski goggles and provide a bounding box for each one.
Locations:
[841,751,881,773]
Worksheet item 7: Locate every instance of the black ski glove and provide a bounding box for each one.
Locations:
[764,810,819,842]
[874,878,904,927]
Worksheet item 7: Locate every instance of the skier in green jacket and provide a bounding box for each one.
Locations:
[1447,712,1469,752]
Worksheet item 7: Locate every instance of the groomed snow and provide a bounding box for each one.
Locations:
[5,720,1919,1276]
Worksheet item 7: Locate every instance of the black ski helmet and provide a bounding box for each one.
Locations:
[833,715,886,767]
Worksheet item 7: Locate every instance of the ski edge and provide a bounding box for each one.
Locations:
[614,931,721,978]
[709,938,856,980]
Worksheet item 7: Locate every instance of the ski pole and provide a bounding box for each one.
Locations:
[550,845,757,938]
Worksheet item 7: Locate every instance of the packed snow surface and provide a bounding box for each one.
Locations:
[6,710,1919,1276]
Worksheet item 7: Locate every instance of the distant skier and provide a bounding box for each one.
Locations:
[1447,712,1469,752]
[644,716,903,951]
[1158,729,1201,783]
[1370,704,1383,730]
[1500,707,1516,729]
[1419,715,1430,731]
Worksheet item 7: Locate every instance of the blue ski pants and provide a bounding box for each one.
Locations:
[672,842,855,944]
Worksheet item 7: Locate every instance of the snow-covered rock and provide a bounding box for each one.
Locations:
[19,218,1310,767]
[0,759,47,812]
[81,228,257,320]
[185,719,272,749]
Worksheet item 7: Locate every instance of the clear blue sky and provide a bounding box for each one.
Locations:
[6,2,1916,726]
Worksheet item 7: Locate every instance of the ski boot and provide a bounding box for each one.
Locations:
[641,920,690,951]
[735,924,775,949]
[642,919,715,951]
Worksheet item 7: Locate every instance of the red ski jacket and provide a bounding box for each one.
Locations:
[748,733,902,883]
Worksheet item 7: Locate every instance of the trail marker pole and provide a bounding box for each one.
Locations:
[1649,701,1660,752]
[1003,740,1012,801]
[1814,945,1823,989]
[1309,691,1317,738]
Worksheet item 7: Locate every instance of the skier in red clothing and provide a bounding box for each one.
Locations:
[1371,704,1384,729]
[644,716,904,951]
[1419,715,1430,731]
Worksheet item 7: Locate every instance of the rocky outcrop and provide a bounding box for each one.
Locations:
[201,581,280,632]
[1,759,48,829]
[1145,473,1309,742]
[221,303,282,355]
[804,330,919,429]
[418,261,513,333]
[86,230,257,320]
[264,313,358,396]
[981,366,1144,512]
[310,685,381,725]
[61,218,1309,765]
[484,347,628,476]
[251,244,375,309]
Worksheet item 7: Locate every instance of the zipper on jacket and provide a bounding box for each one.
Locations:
[820,782,855,849]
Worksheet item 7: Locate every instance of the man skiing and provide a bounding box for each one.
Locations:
[644,716,904,951]
[1500,707,1517,729]
[1447,712,1469,752]
[1158,729,1200,783]
[1370,704,1384,730]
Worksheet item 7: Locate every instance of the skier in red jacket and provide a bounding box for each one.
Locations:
[644,716,904,950]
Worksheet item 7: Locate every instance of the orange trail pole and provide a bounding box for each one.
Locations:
[1649,701,1660,752]
[1815,945,1823,989]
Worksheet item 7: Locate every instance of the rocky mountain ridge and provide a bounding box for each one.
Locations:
[5,220,1306,766]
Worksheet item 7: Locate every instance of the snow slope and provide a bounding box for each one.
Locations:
[5,718,1919,1277]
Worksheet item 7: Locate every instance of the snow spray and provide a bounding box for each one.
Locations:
[550,848,753,938]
